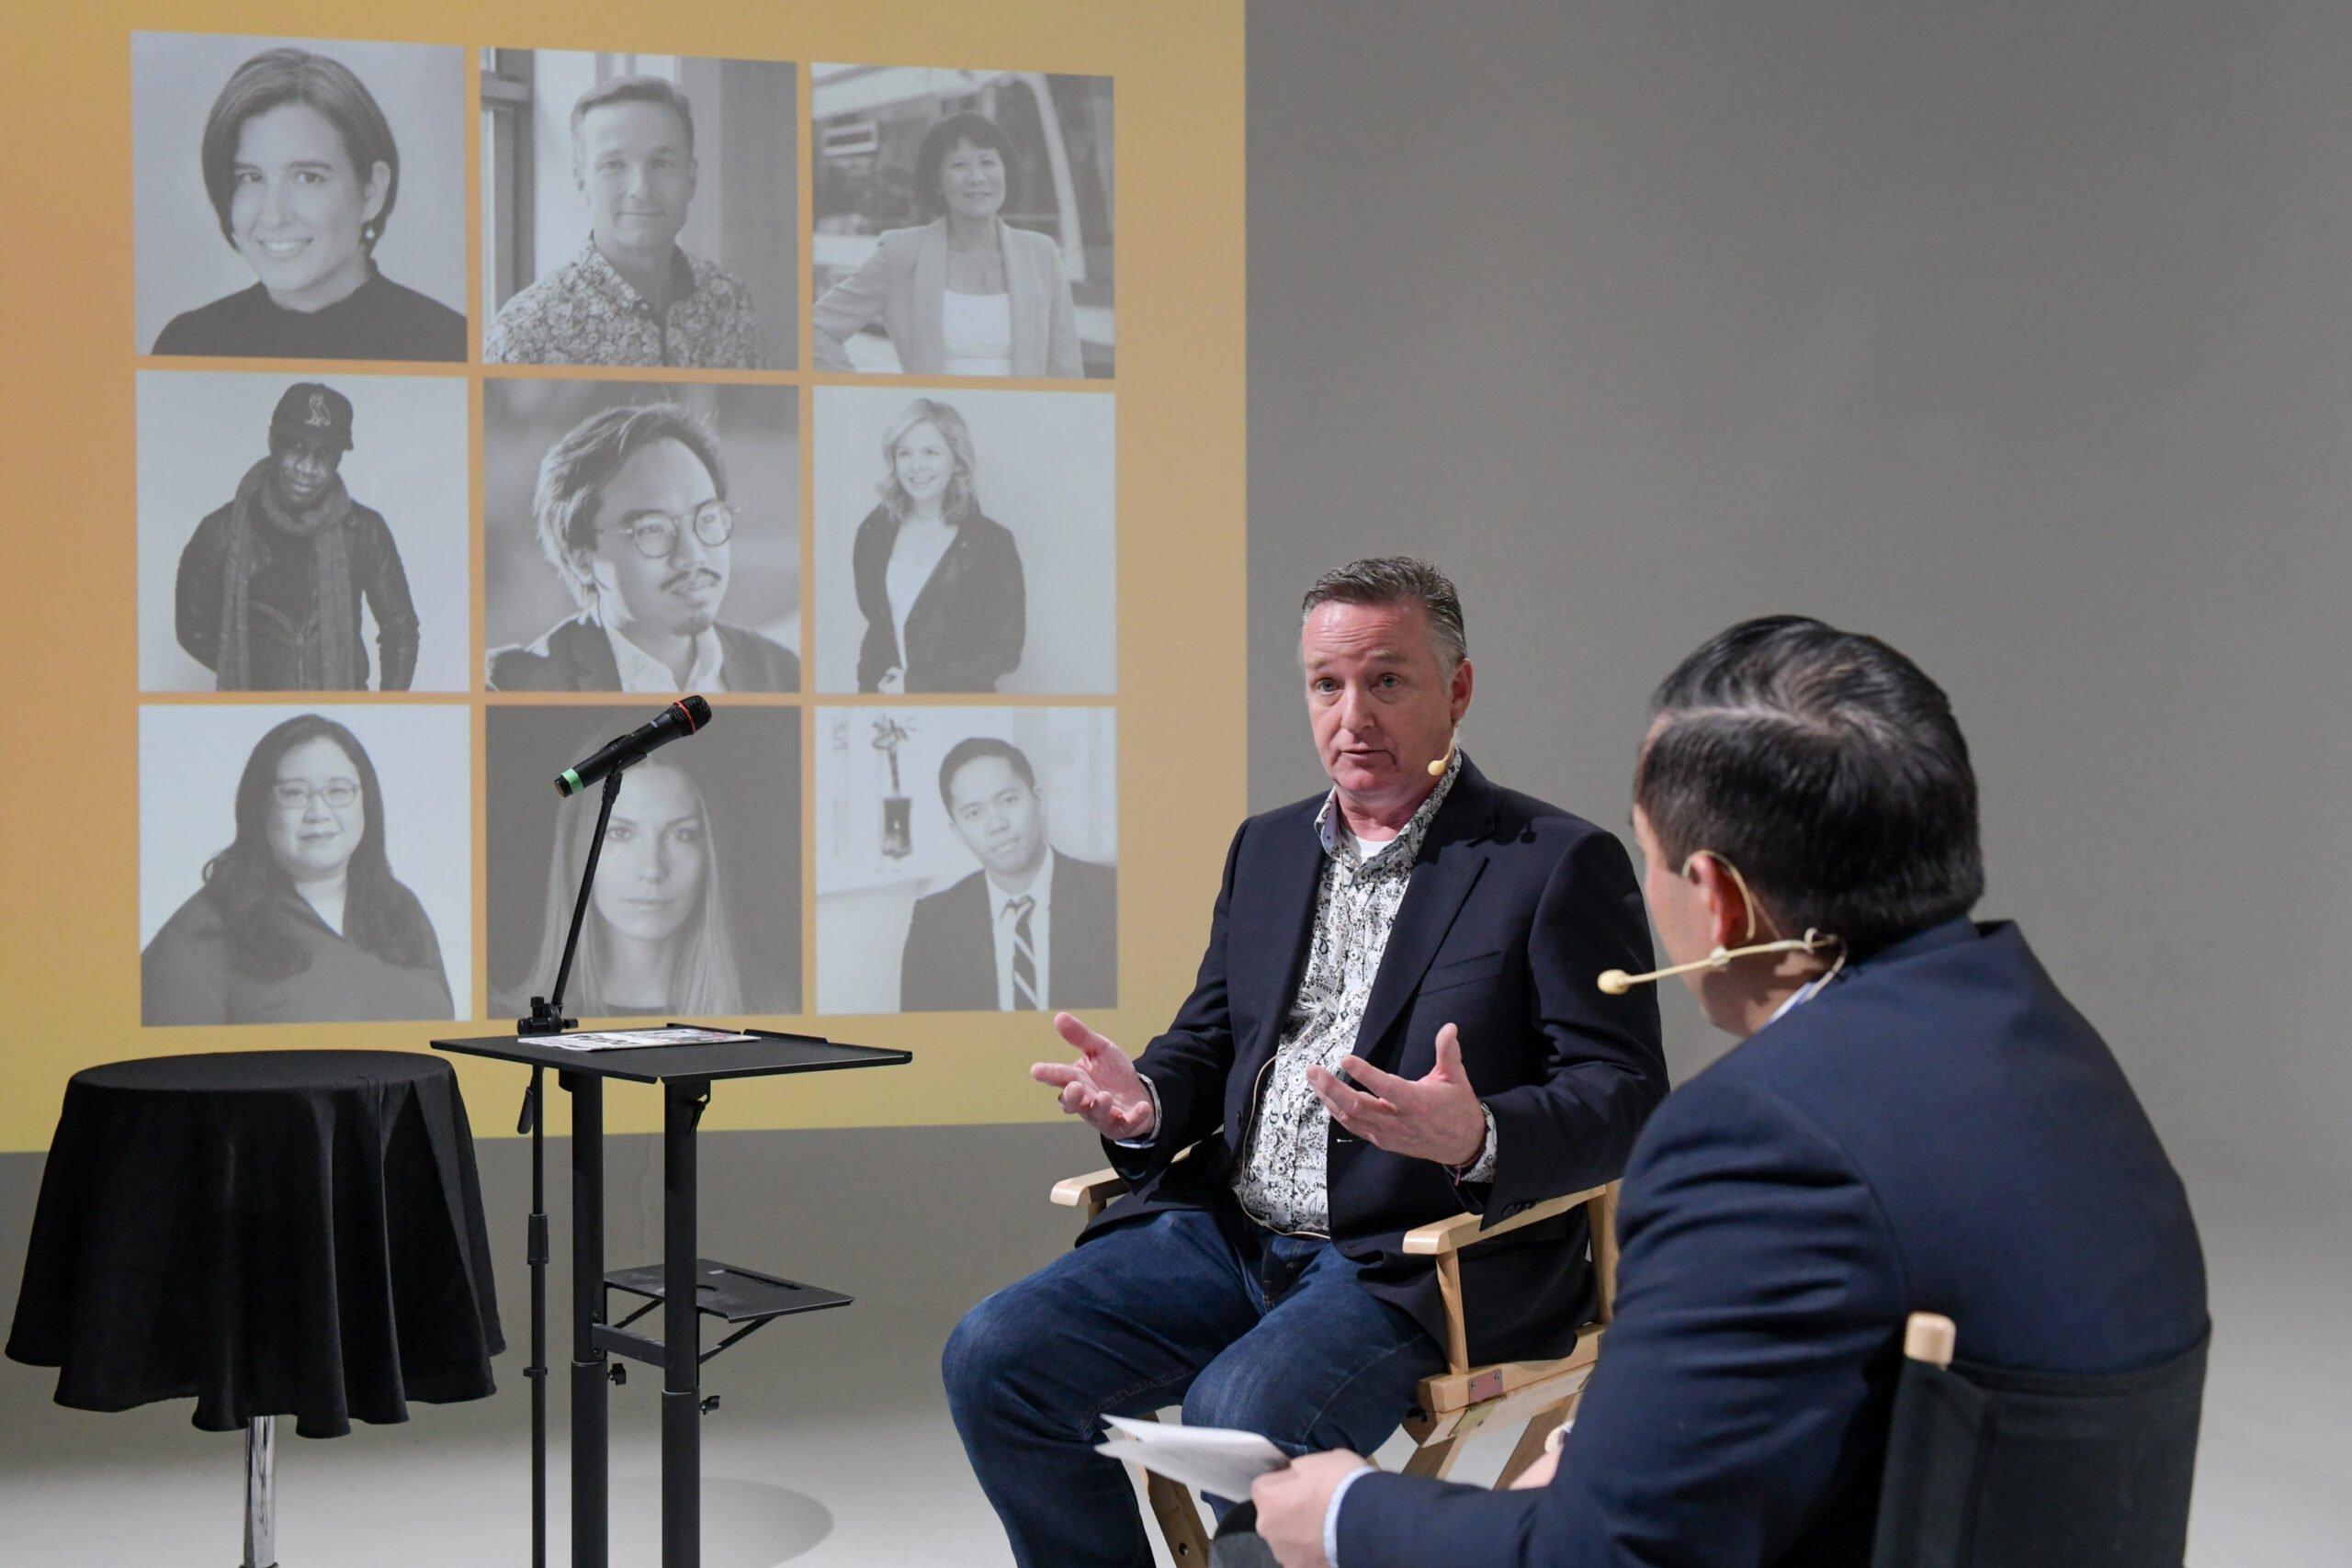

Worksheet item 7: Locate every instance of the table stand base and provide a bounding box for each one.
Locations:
[243,1415,277,1567]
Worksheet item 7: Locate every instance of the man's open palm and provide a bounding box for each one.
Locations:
[1032,1011,1157,1141]
[1308,1021,1487,1168]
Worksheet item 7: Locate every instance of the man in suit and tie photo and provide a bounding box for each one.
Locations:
[899,736,1116,1012]
[486,400,799,693]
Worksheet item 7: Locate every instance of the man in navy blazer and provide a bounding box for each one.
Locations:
[1250,615,2209,1568]
[941,560,1667,1568]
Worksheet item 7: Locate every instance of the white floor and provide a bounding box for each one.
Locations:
[3,1167,2345,1565]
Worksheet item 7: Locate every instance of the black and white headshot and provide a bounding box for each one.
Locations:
[488,705,800,1020]
[140,705,469,1026]
[813,385,1114,694]
[133,35,467,361]
[814,706,1114,1014]
[811,66,1114,378]
[137,371,469,692]
[483,381,800,693]
[481,52,796,368]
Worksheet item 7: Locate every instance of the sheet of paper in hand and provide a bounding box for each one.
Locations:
[1095,1413,1291,1498]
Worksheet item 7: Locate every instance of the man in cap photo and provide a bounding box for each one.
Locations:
[174,380,421,691]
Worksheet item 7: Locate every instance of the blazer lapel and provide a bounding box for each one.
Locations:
[1001,220,1040,377]
[1352,769,1498,1063]
[1234,811,1326,1068]
[910,221,949,373]
[563,615,621,692]
[901,525,967,670]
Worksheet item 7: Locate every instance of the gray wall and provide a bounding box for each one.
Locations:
[1247,0,2352,1204]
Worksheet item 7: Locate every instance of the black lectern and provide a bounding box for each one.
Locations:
[433,1029,909,1567]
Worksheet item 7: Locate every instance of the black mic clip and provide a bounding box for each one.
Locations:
[516,995,576,1040]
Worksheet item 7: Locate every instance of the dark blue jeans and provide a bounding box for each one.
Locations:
[942,1204,1443,1568]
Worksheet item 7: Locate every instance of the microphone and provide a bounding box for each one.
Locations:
[1427,728,1460,778]
[1598,930,1840,995]
[554,696,712,797]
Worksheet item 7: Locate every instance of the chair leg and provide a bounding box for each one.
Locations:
[1496,1402,1572,1489]
[1402,1430,1470,1480]
[1146,1473,1212,1564]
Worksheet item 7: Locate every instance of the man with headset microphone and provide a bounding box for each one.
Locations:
[1244,615,2208,1567]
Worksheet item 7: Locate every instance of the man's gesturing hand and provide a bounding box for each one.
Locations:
[1306,1021,1487,1168]
[1030,1011,1157,1141]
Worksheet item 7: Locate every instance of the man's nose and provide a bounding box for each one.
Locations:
[670,525,709,568]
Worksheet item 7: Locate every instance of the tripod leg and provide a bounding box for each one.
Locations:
[243,1416,277,1568]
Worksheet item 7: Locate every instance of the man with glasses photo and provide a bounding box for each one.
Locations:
[487,400,799,692]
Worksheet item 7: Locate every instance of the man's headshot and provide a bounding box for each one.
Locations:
[486,400,799,693]
[483,66,783,369]
[171,379,420,692]
[900,736,1116,1012]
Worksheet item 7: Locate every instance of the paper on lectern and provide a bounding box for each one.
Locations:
[1094,1413,1290,1498]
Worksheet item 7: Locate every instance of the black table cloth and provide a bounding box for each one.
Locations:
[7,1050,503,1438]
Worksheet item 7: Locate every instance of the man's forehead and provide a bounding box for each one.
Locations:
[581,100,689,151]
[1300,601,1435,667]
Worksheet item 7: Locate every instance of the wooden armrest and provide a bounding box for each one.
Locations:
[1402,1182,1610,1258]
[1051,1168,1128,1209]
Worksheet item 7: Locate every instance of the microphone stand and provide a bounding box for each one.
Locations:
[513,767,625,1568]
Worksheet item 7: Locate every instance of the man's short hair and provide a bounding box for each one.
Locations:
[937,737,1036,811]
[532,402,728,605]
[571,74,695,170]
[1299,557,1467,669]
[1635,615,1985,956]
[912,111,1020,220]
[201,49,401,253]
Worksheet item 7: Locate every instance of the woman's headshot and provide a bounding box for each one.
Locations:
[814,383,1112,694]
[488,706,801,1021]
[811,110,1083,379]
[140,40,466,361]
[854,398,1026,694]
[141,712,455,1025]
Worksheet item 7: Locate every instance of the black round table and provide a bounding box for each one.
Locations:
[6,1050,504,1564]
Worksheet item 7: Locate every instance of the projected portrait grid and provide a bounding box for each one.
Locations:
[127,30,1127,1032]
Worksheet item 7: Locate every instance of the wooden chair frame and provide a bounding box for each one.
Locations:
[1049,1168,1621,1564]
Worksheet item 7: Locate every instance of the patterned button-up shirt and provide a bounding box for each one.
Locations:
[1230,752,1497,1235]
[483,237,765,368]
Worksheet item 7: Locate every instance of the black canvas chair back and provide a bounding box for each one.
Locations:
[1871,1315,2210,1568]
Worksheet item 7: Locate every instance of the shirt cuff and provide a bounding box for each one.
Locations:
[1450,1102,1499,1183]
[1111,1073,1163,1148]
[1324,1462,1378,1566]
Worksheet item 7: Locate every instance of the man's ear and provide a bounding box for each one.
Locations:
[1683,852,1756,951]
[1448,658,1475,726]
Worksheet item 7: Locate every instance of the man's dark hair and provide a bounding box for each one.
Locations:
[938,737,1036,811]
[533,401,729,605]
[1635,615,1984,955]
[912,111,1020,219]
[1299,557,1466,668]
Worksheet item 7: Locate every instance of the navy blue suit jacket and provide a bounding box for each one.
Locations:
[1339,919,2209,1566]
[1087,759,1668,1365]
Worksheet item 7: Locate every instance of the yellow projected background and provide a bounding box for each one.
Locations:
[0,0,1245,1149]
